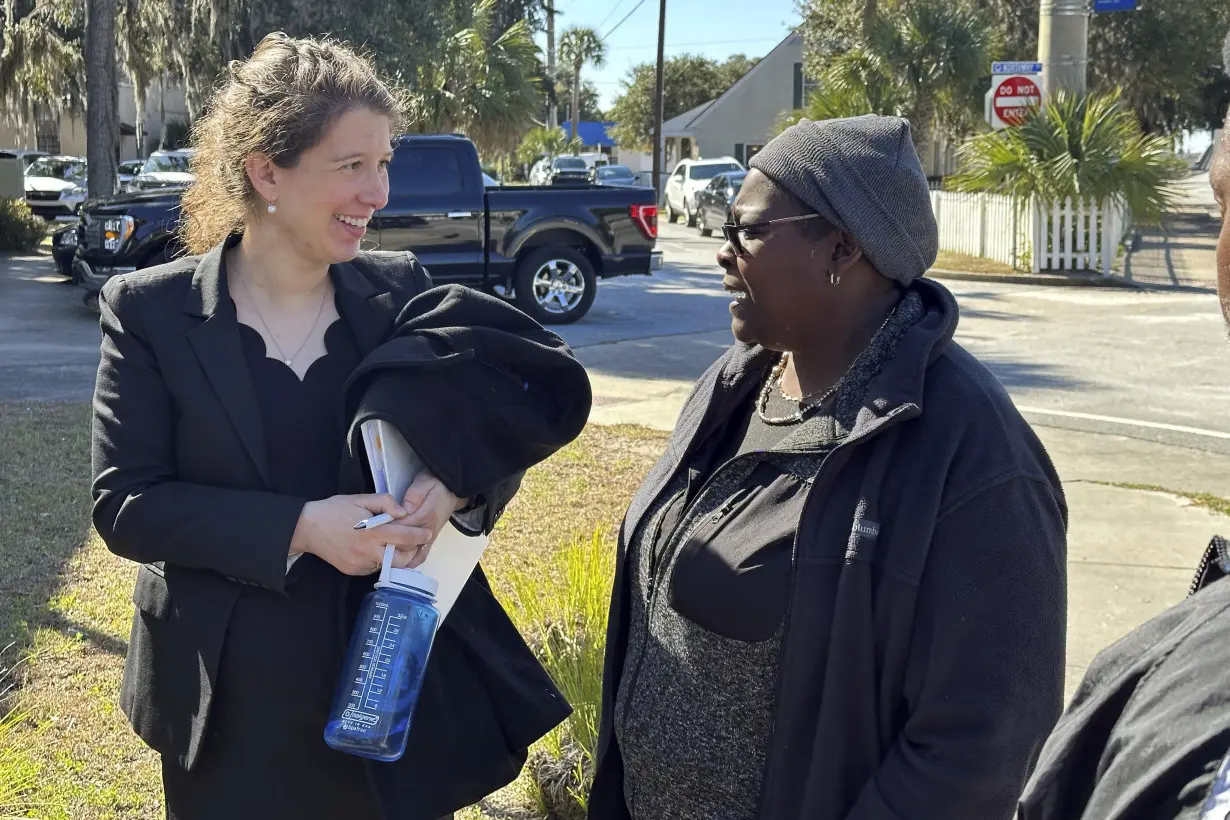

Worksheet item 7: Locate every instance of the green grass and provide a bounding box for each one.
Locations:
[931,249,1016,275]
[498,528,615,820]
[1098,482,1230,517]
[0,401,669,819]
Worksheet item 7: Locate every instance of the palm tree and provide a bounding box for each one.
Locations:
[867,0,996,161]
[803,0,996,163]
[515,125,581,170]
[558,26,606,147]
[407,0,541,158]
[948,90,1189,224]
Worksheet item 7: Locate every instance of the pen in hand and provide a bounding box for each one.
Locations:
[353,512,396,531]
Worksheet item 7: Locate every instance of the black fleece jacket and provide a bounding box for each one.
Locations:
[589,278,1069,820]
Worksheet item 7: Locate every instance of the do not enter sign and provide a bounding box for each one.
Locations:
[992,75,1041,128]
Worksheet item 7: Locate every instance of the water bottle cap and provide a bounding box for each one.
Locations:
[377,567,439,598]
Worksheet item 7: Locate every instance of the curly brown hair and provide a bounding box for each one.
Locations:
[180,32,404,254]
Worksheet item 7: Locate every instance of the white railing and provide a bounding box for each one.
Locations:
[929,190,1130,275]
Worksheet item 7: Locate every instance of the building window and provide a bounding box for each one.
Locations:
[746,144,765,163]
[35,109,60,155]
[793,63,804,110]
[734,143,745,164]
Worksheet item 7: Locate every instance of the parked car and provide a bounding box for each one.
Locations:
[664,157,745,227]
[576,152,610,170]
[118,158,145,191]
[694,170,747,237]
[74,134,662,324]
[530,155,590,187]
[129,148,196,191]
[23,155,87,221]
[51,223,78,276]
[0,148,49,169]
[589,165,641,188]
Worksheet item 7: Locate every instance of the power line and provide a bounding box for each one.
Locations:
[601,0,649,42]
[595,0,630,32]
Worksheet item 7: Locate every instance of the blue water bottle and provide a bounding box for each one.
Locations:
[325,567,441,762]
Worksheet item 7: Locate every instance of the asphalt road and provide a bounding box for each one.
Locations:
[3,223,1229,454]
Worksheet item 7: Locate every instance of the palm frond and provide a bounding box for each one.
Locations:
[949,89,1188,223]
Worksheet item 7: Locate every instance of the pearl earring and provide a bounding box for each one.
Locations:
[267,201,277,214]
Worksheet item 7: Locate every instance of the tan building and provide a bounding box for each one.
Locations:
[0,78,189,161]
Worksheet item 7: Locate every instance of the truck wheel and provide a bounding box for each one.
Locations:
[514,246,597,325]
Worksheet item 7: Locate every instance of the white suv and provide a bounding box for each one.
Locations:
[664,157,745,227]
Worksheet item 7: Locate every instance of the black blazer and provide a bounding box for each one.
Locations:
[90,236,574,812]
[90,239,438,766]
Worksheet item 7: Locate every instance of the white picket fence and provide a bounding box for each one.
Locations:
[929,190,1130,275]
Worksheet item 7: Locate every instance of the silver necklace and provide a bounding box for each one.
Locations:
[757,304,900,426]
[238,273,329,367]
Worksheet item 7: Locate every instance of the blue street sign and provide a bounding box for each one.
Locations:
[992,61,1043,75]
[1093,0,1137,11]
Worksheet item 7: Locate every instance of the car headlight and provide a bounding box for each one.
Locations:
[103,216,135,251]
[61,186,86,200]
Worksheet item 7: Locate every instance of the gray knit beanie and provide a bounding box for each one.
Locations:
[749,114,939,285]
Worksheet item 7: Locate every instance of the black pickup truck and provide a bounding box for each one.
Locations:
[72,134,662,323]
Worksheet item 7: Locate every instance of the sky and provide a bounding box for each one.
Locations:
[536,0,802,112]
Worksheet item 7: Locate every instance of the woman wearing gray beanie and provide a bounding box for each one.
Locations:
[588,114,1068,820]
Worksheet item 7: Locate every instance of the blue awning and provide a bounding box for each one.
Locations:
[559,121,616,148]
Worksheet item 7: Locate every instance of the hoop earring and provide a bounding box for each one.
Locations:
[267,201,277,214]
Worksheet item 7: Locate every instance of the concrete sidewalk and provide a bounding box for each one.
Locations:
[583,364,1230,701]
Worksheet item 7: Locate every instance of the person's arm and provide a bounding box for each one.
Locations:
[844,473,1068,820]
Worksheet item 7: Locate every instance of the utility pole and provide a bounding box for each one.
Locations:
[545,0,558,129]
[651,0,667,206]
[1038,0,1089,96]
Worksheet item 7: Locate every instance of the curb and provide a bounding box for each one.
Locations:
[926,267,1142,289]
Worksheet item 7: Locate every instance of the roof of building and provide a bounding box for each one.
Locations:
[660,30,803,138]
[560,121,616,148]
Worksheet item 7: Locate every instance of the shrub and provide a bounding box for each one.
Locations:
[498,528,615,820]
[0,644,42,817]
[0,198,47,253]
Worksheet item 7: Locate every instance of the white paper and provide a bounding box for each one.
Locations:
[362,419,489,620]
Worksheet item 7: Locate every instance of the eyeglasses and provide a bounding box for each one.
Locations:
[721,213,826,256]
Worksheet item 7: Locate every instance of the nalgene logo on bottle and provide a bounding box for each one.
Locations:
[342,709,380,727]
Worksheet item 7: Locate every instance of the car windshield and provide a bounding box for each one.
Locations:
[598,166,634,179]
[689,162,741,181]
[553,157,586,170]
[142,153,193,174]
[26,157,85,181]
